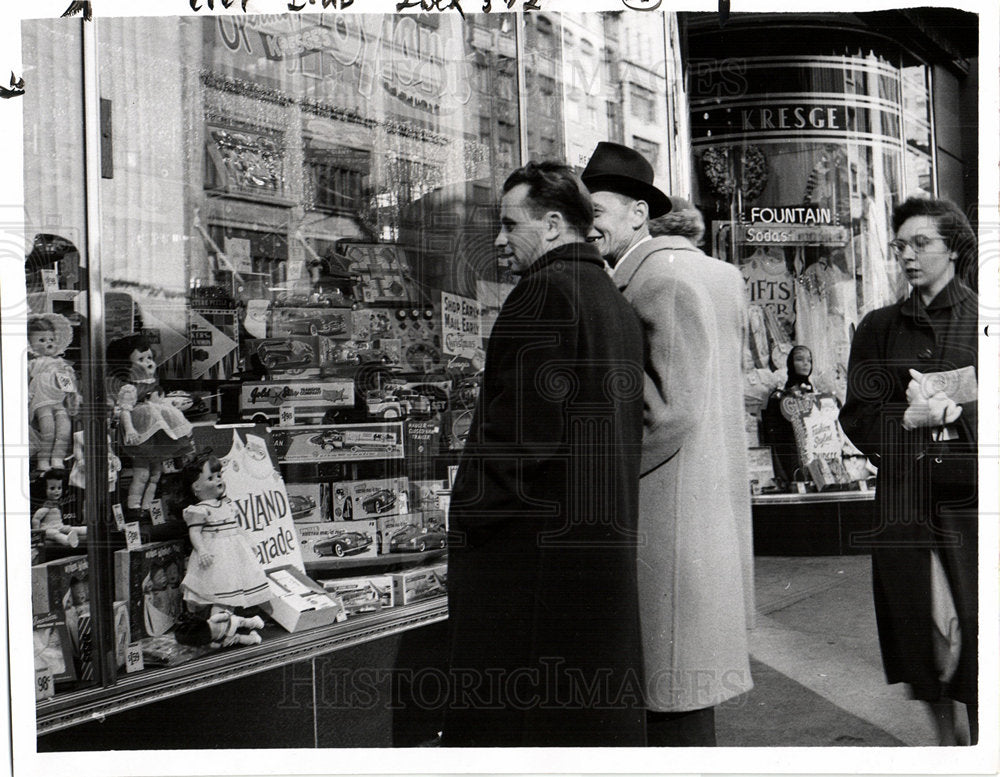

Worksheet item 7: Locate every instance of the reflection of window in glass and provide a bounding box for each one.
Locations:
[629,84,656,123]
[632,136,659,168]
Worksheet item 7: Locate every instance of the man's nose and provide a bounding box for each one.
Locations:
[494,231,506,248]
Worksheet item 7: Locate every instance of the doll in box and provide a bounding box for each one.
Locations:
[107,334,195,519]
[31,469,86,548]
[27,314,81,473]
[178,453,271,614]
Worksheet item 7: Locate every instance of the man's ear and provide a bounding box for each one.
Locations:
[631,199,649,228]
[544,210,564,240]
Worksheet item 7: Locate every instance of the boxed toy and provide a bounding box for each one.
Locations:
[377,512,445,555]
[270,422,404,464]
[287,482,329,523]
[408,479,449,512]
[113,600,130,670]
[239,380,354,424]
[297,519,378,563]
[391,564,447,605]
[33,612,76,685]
[321,575,394,616]
[32,555,89,615]
[114,540,187,639]
[404,415,443,461]
[331,477,409,521]
[270,307,352,339]
[247,336,320,377]
[262,565,347,632]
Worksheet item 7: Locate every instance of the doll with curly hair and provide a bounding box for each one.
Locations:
[27,314,81,473]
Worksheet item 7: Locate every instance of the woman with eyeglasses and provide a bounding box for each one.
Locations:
[840,197,978,745]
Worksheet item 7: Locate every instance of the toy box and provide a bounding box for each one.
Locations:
[286,482,330,523]
[270,307,352,339]
[391,564,447,605]
[321,574,394,616]
[262,565,347,632]
[33,612,76,686]
[113,600,130,670]
[351,308,393,341]
[270,422,404,464]
[297,519,378,563]
[30,529,45,566]
[408,479,449,512]
[113,540,187,639]
[32,555,89,616]
[377,512,444,555]
[246,336,320,377]
[331,477,409,521]
[239,380,354,424]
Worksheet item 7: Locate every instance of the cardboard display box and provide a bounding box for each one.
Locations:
[391,563,447,606]
[408,479,449,512]
[297,519,378,563]
[270,307,353,339]
[114,540,187,640]
[32,555,89,616]
[287,482,330,524]
[239,379,354,424]
[331,477,409,521]
[270,422,404,464]
[262,565,346,632]
[321,574,394,616]
[33,612,76,685]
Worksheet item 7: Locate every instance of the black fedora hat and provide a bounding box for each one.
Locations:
[581,142,672,218]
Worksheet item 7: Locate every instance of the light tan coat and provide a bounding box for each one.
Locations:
[613,235,754,712]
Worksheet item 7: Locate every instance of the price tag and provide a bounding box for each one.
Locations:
[124,521,143,550]
[279,405,296,427]
[149,499,165,525]
[40,268,59,292]
[35,667,55,700]
[55,369,76,393]
[112,503,126,531]
[124,643,144,674]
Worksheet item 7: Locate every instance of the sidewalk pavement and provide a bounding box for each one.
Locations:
[716,555,939,747]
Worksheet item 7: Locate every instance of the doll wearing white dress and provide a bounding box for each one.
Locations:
[27,314,81,473]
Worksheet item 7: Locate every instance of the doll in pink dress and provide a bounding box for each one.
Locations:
[107,334,195,519]
[179,453,271,615]
[27,314,81,473]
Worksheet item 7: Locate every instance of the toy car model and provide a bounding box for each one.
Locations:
[310,430,346,450]
[361,489,396,514]
[165,390,212,419]
[257,340,314,372]
[287,494,317,520]
[399,383,450,412]
[313,531,373,558]
[389,524,447,553]
[283,313,346,336]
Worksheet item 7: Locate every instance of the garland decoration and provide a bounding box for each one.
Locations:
[701,145,768,202]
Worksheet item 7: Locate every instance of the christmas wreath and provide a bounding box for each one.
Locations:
[701,145,768,202]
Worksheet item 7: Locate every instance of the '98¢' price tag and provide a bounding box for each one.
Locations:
[35,667,55,700]
[124,521,143,550]
[124,643,144,674]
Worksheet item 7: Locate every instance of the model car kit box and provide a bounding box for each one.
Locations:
[286,482,330,523]
[240,380,354,424]
[407,479,449,512]
[321,574,394,615]
[270,307,352,339]
[391,564,447,605]
[297,519,378,563]
[246,336,320,377]
[270,422,404,463]
[332,477,409,520]
[262,565,347,632]
[376,512,444,555]
[113,540,187,639]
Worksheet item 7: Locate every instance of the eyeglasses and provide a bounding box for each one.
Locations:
[888,233,945,259]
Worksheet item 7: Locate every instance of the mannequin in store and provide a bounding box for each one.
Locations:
[27,314,81,474]
[761,345,815,485]
[31,469,86,548]
[107,334,195,520]
[178,453,271,618]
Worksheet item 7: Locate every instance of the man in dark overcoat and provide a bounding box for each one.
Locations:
[442,161,647,747]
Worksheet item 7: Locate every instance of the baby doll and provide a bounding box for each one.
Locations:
[173,610,265,648]
[107,334,195,519]
[178,453,271,615]
[27,314,81,473]
[31,469,86,548]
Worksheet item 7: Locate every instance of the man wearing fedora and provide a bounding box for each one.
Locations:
[443,160,647,746]
[581,142,755,746]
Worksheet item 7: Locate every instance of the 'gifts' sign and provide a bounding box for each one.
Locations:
[191,425,304,572]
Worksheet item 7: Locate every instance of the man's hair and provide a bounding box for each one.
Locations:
[502,160,593,237]
[892,196,977,288]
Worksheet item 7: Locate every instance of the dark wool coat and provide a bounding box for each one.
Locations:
[840,278,978,704]
[443,242,647,747]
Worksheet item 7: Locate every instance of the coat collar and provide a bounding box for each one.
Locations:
[900,276,975,319]
[519,241,606,279]
[611,235,698,289]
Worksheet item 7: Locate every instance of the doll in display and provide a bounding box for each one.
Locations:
[172,610,265,648]
[31,469,86,548]
[107,334,195,519]
[178,453,271,619]
[27,314,81,474]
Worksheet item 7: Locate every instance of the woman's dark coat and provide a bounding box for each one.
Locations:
[840,277,977,703]
[444,242,647,746]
